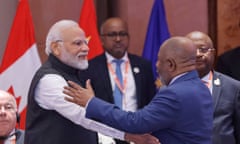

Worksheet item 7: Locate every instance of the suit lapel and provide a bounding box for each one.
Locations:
[15,129,24,144]
[212,72,222,112]
[98,54,114,102]
[128,55,142,106]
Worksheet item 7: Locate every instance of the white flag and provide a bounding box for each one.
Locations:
[0,0,41,129]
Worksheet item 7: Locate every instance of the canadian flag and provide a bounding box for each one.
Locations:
[79,0,103,59]
[0,0,41,129]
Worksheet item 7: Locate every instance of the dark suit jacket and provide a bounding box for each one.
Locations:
[212,71,240,144]
[80,53,156,144]
[79,53,156,109]
[2,129,24,144]
[16,129,24,144]
[216,46,240,81]
[85,70,213,144]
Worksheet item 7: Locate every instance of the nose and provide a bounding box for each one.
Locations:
[114,35,121,42]
[196,49,204,57]
[0,106,6,117]
[81,43,89,52]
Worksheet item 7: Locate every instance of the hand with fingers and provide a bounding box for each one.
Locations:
[63,79,95,107]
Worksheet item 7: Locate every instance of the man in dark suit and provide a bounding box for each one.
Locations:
[216,46,240,81]
[0,90,24,144]
[64,36,213,144]
[186,31,240,144]
[79,17,156,144]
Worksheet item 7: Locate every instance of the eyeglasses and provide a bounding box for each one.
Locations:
[101,32,129,39]
[56,39,89,46]
[197,47,215,53]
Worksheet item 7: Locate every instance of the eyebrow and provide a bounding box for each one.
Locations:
[5,101,16,107]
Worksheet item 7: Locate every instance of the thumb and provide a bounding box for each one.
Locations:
[86,79,95,96]
[86,79,93,91]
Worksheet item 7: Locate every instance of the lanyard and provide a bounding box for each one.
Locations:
[108,60,129,95]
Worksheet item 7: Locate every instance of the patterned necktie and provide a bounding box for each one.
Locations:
[113,59,124,109]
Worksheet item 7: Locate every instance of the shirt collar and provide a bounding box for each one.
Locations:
[201,71,211,82]
[169,72,188,85]
[105,52,128,63]
[3,129,16,143]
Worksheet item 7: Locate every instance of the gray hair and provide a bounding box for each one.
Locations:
[45,20,79,55]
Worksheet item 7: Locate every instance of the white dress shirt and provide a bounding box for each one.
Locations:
[105,52,137,112]
[103,52,137,144]
[35,74,124,141]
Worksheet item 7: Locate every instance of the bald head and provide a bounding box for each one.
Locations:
[100,17,129,59]
[160,36,197,61]
[100,17,128,34]
[156,36,197,85]
[186,31,215,78]
[0,90,17,110]
[186,31,213,48]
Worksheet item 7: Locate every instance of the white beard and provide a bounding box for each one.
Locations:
[60,50,89,70]
[76,59,88,70]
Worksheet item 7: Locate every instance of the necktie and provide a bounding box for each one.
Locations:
[113,59,124,109]
[0,139,4,144]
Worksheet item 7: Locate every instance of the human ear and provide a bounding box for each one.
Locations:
[51,42,61,56]
[167,58,176,72]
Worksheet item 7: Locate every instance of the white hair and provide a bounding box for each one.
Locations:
[45,20,79,55]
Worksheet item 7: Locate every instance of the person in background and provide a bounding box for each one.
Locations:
[79,17,156,144]
[186,31,240,144]
[216,46,240,81]
[24,19,159,144]
[0,90,24,144]
[64,36,213,144]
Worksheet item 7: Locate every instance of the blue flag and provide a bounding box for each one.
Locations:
[142,0,170,79]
